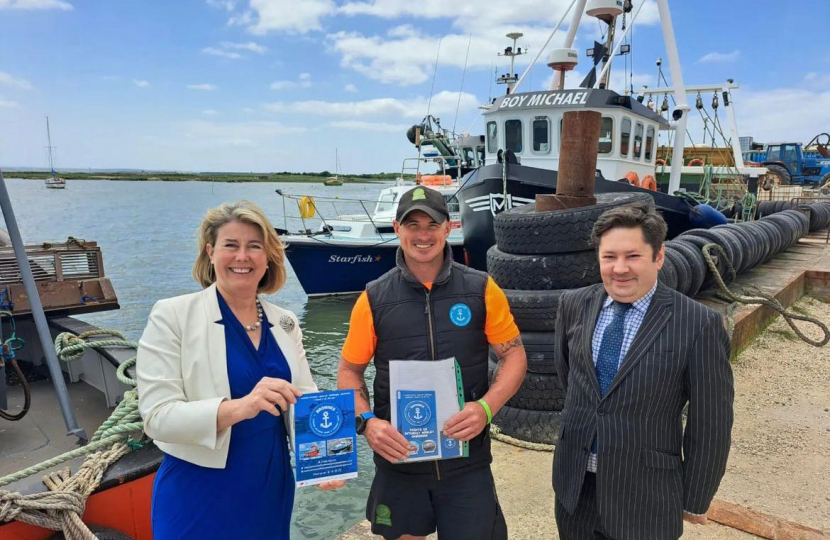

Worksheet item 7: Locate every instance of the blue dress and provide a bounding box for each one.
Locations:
[151,292,294,540]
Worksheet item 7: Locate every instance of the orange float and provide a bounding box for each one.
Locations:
[420,174,453,186]
[655,158,666,166]
[624,171,640,186]
[687,158,704,166]
[640,174,657,191]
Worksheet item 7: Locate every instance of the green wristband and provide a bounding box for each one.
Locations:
[476,399,492,424]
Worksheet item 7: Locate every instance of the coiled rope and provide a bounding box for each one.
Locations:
[489,424,555,453]
[701,243,830,347]
[0,330,145,539]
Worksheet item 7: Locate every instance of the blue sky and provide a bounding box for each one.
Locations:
[1,0,829,174]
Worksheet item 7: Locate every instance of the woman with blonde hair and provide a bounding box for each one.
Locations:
[137,200,318,539]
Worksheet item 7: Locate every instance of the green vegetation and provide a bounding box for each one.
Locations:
[6,170,400,183]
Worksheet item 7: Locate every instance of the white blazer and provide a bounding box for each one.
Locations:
[136,283,318,469]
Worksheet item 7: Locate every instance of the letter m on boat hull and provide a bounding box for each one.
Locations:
[463,193,535,217]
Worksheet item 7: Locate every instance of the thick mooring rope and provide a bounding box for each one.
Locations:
[0,331,145,539]
[701,243,830,347]
[490,424,555,452]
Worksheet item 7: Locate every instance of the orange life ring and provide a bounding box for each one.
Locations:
[421,174,453,186]
[688,158,704,166]
[655,158,666,166]
[624,171,640,186]
[640,174,657,191]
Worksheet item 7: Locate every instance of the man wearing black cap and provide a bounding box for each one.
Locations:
[337,186,527,540]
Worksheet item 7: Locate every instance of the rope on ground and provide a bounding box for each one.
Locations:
[489,424,555,452]
[0,330,146,539]
[701,243,830,347]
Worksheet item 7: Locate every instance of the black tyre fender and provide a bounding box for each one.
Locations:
[665,240,705,296]
[488,359,566,411]
[521,331,558,375]
[663,245,691,296]
[724,223,762,271]
[676,233,729,287]
[713,225,752,273]
[492,405,563,445]
[754,218,785,261]
[493,193,654,255]
[486,246,600,291]
[776,211,808,243]
[781,209,810,238]
[741,221,774,268]
[708,226,746,275]
[657,253,678,290]
[680,228,739,279]
[756,200,776,218]
[765,214,799,251]
[48,527,134,540]
[503,289,563,332]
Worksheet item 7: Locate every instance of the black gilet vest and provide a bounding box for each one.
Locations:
[366,246,492,478]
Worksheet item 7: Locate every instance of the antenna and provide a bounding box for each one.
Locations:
[425,37,443,118]
[496,32,527,94]
[453,34,473,136]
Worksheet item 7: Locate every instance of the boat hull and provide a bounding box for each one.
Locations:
[283,237,465,296]
[458,164,697,271]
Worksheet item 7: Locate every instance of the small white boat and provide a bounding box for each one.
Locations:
[44,117,66,189]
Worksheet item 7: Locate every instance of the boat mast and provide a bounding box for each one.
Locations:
[497,33,526,95]
[655,0,690,194]
[45,116,57,180]
[551,0,589,90]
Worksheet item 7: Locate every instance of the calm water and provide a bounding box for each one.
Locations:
[1,177,389,540]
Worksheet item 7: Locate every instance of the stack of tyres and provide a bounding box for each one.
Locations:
[756,200,830,232]
[485,193,654,445]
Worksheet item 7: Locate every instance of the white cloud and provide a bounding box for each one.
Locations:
[329,120,409,133]
[0,71,33,90]
[203,47,243,60]
[202,109,218,115]
[183,119,309,148]
[220,41,267,54]
[344,83,358,93]
[270,73,312,90]
[0,97,19,108]
[206,0,235,10]
[247,0,336,35]
[133,79,150,88]
[736,85,830,145]
[187,83,217,90]
[264,90,478,119]
[0,0,72,10]
[697,50,740,64]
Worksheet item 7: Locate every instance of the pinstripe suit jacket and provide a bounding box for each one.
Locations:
[553,282,734,540]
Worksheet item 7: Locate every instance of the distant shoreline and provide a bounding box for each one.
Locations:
[3,171,396,184]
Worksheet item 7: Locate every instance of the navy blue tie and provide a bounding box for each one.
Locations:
[595,301,631,397]
[592,301,631,455]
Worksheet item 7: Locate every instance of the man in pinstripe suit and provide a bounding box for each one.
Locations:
[553,202,734,540]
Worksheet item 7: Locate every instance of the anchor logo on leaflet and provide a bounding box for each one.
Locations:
[404,400,432,427]
[309,404,343,437]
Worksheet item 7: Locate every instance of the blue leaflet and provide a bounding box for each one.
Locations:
[293,389,358,487]
[396,390,464,462]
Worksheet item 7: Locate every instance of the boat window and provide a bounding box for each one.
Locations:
[375,191,398,213]
[487,122,498,153]
[532,117,550,153]
[477,146,486,166]
[598,116,613,154]
[462,147,476,166]
[633,122,644,160]
[645,126,655,161]
[444,195,460,214]
[329,226,352,233]
[505,119,523,153]
[620,117,631,157]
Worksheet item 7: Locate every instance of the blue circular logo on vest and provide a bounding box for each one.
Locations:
[403,400,432,427]
[309,404,343,438]
[449,303,472,327]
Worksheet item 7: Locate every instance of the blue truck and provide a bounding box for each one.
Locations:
[743,133,830,190]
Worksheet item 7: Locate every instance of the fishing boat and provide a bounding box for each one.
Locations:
[43,117,66,190]
[456,0,747,270]
[0,227,159,539]
[278,157,465,296]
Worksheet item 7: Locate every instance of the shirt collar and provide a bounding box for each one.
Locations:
[602,281,658,314]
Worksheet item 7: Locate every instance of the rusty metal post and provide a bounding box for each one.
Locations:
[536,110,601,211]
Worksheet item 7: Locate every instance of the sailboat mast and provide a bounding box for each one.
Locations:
[45,116,56,179]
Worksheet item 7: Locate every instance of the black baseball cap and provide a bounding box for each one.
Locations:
[396,186,450,224]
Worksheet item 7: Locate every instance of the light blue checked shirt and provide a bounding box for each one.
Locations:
[587,281,658,472]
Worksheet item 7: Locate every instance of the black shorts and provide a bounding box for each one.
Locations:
[366,465,508,540]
